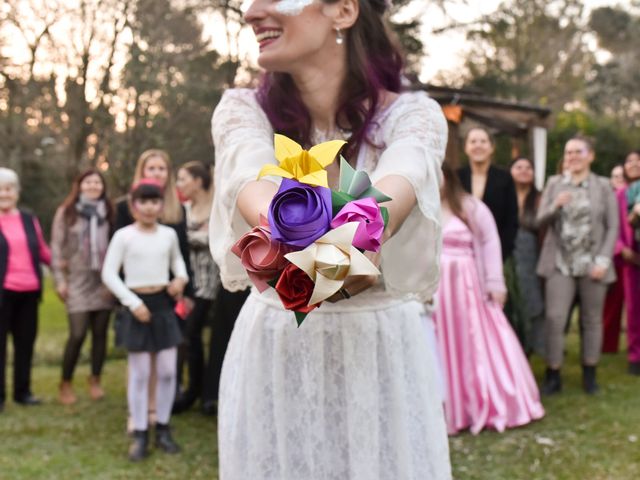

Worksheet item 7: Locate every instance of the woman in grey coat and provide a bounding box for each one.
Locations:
[536,136,618,395]
[51,168,115,405]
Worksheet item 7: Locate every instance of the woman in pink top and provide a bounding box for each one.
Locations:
[0,168,51,412]
[612,151,640,375]
[433,163,544,435]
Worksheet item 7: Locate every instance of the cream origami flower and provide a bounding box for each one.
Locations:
[257,134,346,188]
[284,222,380,305]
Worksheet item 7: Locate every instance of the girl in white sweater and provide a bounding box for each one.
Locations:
[102,180,188,461]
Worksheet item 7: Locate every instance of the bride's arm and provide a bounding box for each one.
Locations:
[374,175,417,242]
[237,180,279,228]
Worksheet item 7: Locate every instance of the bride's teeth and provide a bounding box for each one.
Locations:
[256,30,281,42]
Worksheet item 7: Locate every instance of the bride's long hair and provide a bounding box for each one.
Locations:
[441,162,471,228]
[257,0,403,161]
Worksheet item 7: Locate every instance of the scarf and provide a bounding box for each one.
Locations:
[75,195,108,271]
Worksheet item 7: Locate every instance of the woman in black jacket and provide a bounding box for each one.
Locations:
[457,127,519,260]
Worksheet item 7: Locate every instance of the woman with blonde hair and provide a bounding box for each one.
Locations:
[116,149,185,228]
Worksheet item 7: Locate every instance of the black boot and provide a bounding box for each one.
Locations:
[155,423,180,454]
[172,390,197,414]
[628,361,640,376]
[582,365,599,395]
[128,430,149,462]
[541,368,562,396]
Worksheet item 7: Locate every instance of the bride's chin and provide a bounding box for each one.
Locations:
[257,56,290,74]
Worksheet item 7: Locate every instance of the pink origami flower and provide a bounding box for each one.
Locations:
[330,197,385,252]
[231,223,291,292]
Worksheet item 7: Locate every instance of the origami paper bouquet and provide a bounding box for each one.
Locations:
[232,134,391,326]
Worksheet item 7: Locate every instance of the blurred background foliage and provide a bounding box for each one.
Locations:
[1,0,639,233]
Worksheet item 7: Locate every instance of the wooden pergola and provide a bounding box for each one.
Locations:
[416,84,552,189]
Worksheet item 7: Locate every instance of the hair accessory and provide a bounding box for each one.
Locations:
[130,178,164,195]
[335,28,344,45]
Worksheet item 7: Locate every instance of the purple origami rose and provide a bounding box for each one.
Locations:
[269,178,333,248]
[330,197,385,252]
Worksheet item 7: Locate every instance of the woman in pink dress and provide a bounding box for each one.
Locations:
[434,163,545,435]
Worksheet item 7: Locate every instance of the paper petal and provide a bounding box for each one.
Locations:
[348,247,381,276]
[347,170,375,198]
[258,164,295,180]
[309,140,346,168]
[309,273,344,305]
[274,134,303,163]
[358,186,392,203]
[338,157,357,193]
[315,222,358,252]
[285,245,319,280]
[299,170,329,188]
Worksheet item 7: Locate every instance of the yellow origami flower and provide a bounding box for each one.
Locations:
[258,134,346,188]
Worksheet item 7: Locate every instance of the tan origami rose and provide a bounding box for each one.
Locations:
[284,222,380,305]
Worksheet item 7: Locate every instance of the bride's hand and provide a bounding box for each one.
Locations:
[327,250,382,303]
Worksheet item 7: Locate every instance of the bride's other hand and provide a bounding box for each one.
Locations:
[327,250,382,302]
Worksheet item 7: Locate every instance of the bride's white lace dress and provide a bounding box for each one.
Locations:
[210,88,452,480]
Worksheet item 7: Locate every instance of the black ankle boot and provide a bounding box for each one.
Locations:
[155,423,180,454]
[582,365,599,395]
[128,430,149,462]
[541,368,562,396]
[629,361,640,376]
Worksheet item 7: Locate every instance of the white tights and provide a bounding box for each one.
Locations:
[128,348,177,431]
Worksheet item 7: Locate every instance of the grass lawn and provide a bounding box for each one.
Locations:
[1,279,639,479]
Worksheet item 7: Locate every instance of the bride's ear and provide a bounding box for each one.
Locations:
[323,0,359,30]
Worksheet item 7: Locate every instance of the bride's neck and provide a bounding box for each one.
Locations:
[291,58,346,133]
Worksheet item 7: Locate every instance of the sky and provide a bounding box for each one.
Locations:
[203,0,630,84]
[414,0,625,82]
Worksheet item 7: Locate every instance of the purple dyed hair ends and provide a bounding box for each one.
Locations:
[256,0,404,161]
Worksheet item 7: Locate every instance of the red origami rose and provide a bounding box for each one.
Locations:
[231,224,291,292]
[275,264,319,325]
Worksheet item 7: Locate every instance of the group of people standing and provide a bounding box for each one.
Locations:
[0,152,247,461]
[431,125,640,436]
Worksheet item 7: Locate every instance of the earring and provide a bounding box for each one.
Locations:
[335,28,344,45]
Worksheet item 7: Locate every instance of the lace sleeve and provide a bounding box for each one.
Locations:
[370,92,448,301]
[209,89,278,291]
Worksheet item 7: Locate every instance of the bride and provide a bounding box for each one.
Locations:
[210,1,451,478]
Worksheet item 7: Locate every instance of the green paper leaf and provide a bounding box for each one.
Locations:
[294,310,309,327]
[266,273,281,289]
[331,190,354,216]
[380,206,390,229]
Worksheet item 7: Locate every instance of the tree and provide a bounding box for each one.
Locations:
[459,0,594,110]
[587,6,640,127]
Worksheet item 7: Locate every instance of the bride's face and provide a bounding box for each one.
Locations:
[244,0,340,73]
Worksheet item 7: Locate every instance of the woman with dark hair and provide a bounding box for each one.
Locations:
[0,167,51,411]
[433,163,544,435]
[537,136,618,394]
[173,162,221,413]
[51,168,115,405]
[210,0,451,477]
[606,151,640,374]
[510,157,545,356]
[457,127,519,260]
